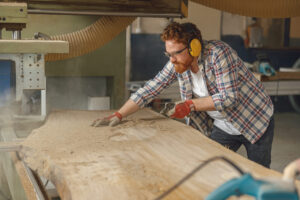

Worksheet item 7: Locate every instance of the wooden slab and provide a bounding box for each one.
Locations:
[19,109,300,200]
[0,40,69,54]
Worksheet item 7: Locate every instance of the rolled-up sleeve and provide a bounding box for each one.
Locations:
[211,46,239,111]
[130,61,177,107]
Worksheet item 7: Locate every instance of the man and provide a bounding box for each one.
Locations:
[92,22,274,168]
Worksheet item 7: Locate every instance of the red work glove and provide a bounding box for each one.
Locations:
[91,112,122,127]
[167,100,195,119]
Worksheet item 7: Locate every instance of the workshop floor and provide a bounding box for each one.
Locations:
[237,112,300,174]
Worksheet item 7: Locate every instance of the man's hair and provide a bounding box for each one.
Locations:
[160,22,202,45]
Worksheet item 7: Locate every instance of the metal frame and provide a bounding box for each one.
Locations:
[0,54,46,117]
[28,9,184,17]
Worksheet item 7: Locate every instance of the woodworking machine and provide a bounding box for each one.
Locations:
[0,1,188,199]
[0,2,69,118]
[0,0,188,117]
[0,3,69,200]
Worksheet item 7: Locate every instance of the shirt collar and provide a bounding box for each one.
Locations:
[197,40,207,65]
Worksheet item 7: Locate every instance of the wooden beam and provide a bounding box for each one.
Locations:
[0,40,69,54]
[20,109,300,200]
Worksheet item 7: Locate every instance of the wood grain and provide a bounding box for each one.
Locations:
[20,109,300,200]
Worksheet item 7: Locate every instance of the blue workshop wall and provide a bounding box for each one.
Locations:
[131,34,169,81]
[221,35,300,68]
[0,61,11,107]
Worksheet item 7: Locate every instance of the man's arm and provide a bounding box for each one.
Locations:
[192,96,216,111]
[91,99,139,127]
[92,61,176,126]
[166,97,216,119]
[118,99,140,118]
[211,45,240,111]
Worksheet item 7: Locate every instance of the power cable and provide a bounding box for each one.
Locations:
[154,156,244,200]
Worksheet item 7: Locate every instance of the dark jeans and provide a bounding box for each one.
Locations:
[209,117,274,168]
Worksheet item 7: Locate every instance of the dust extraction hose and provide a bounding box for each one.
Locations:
[45,16,135,62]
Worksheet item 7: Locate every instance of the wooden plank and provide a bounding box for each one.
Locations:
[0,40,69,54]
[20,109,300,200]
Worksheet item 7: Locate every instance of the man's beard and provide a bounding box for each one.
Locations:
[174,61,191,74]
[174,63,188,74]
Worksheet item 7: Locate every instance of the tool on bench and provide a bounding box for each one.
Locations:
[159,100,195,118]
[159,102,176,117]
[253,54,276,76]
[155,156,300,200]
[159,101,205,134]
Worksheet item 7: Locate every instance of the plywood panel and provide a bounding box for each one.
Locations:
[20,109,300,200]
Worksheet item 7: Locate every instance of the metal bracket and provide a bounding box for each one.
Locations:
[23,54,46,90]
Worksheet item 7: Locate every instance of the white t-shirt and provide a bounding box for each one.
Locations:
[190,69,241,135]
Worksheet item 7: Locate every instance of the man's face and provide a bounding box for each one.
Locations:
[165,40,193,73]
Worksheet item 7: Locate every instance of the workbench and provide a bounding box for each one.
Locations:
[11,109,300,200]
[259,71,300,95]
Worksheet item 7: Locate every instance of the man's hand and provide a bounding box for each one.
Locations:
[91,112,122,127]
[167,100,195,119]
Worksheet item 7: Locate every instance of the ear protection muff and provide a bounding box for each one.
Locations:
[183,23,202,57]
[188,38,202,57]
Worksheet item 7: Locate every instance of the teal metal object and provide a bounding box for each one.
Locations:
[259,61,276,76]
[206,173,299,200]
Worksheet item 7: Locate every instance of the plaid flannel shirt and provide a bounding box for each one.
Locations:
[130,40,274,144]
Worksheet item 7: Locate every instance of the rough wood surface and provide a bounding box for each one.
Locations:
[20,109,300,200]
